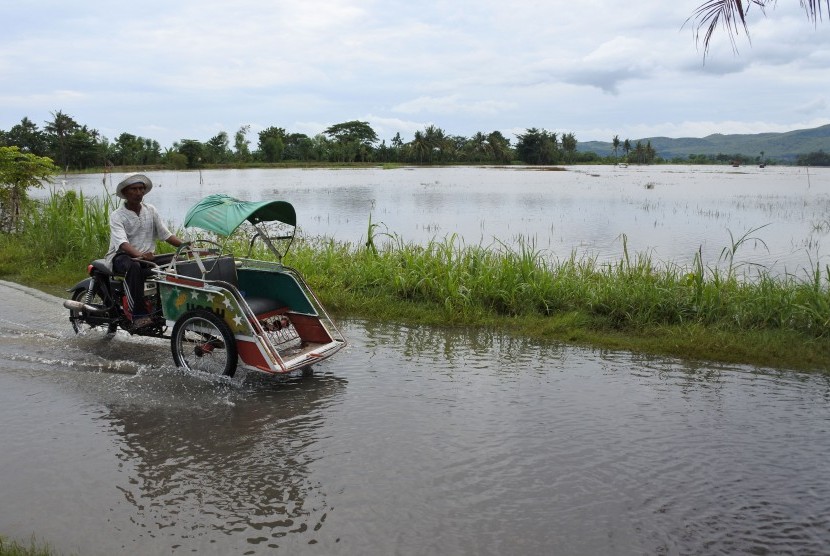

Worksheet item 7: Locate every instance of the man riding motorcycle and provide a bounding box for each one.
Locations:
[105,173,183,329]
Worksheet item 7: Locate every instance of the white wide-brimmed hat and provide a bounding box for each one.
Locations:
[116,173,153,198]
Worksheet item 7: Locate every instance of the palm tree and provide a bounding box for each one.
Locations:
[488,131,513,164]
[410,131,429,163]
[612,135,621,159]
[423,125,446,163]
[468,131,489,162]
[561,132,578,163]
[634,141,645,164]
[689,1,829,57]
[44,110,79,169]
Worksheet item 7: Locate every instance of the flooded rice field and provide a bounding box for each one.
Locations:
[52,164,830,277]
[1,280,829,555]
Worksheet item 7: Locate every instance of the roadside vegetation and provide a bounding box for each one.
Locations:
[2,189,829,373]
[0,535,55,556]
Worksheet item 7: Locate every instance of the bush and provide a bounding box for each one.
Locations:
[166,152,188,170]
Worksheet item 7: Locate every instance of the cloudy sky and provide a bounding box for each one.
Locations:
[2,0,829,148]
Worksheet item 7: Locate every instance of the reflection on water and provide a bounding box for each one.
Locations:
[2,282,830,555]
[104,375,347,552]
[50,165,830,276]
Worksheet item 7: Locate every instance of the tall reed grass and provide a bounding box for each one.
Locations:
[281,225,830,340]
[1,189,132,288]
[24,188,116,264]
[6,191,830,345]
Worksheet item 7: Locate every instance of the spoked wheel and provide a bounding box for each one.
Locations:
[171,309,238,377]
[69,288,117,336]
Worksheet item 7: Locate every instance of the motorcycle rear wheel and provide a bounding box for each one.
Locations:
[69,288,118,336]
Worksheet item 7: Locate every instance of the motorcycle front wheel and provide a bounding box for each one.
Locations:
[171,309,238,377]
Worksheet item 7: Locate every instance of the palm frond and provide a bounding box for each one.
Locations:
[801,0,830,23]
[687,0,830,59]
[686,0,763,57]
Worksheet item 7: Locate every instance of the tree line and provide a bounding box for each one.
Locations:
[0,111,652,170]
[4,110,828,170]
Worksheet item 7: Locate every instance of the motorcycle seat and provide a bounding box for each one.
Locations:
[91,259,121,277]
[91,255,172,277]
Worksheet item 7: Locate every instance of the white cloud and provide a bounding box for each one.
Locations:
[364,115,430,141]
[393,95,516,115]
[794,97,829,115]
[1,0,829,148]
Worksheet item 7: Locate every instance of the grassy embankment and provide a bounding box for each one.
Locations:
[2,190,829,372]
[0,535,54,556]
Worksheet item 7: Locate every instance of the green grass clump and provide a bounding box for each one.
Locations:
[4,191,830,371]
[0,535,55,556]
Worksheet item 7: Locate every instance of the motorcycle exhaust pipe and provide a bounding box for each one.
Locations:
[63,299,109,316]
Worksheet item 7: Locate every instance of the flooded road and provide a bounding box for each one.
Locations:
[1,279,829,555]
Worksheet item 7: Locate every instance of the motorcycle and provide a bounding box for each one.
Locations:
[65,255,171,337]
[65,194,347,377]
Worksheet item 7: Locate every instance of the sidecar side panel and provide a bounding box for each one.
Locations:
[235,340,272,371]
[158,281,281,373]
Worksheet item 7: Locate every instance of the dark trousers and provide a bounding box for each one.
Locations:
[112,253,153,318]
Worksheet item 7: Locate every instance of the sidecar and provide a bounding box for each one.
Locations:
[158,194,346,377]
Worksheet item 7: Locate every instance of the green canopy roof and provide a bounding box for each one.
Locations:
[183,194,296,236]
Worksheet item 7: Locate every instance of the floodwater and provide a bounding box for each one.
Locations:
[51,164,830,277]
[1,280,829,555]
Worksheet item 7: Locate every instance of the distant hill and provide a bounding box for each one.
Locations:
[577,124,830,163]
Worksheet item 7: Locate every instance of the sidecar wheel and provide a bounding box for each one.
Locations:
[171,309,238,377]
[69,288,115,336]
